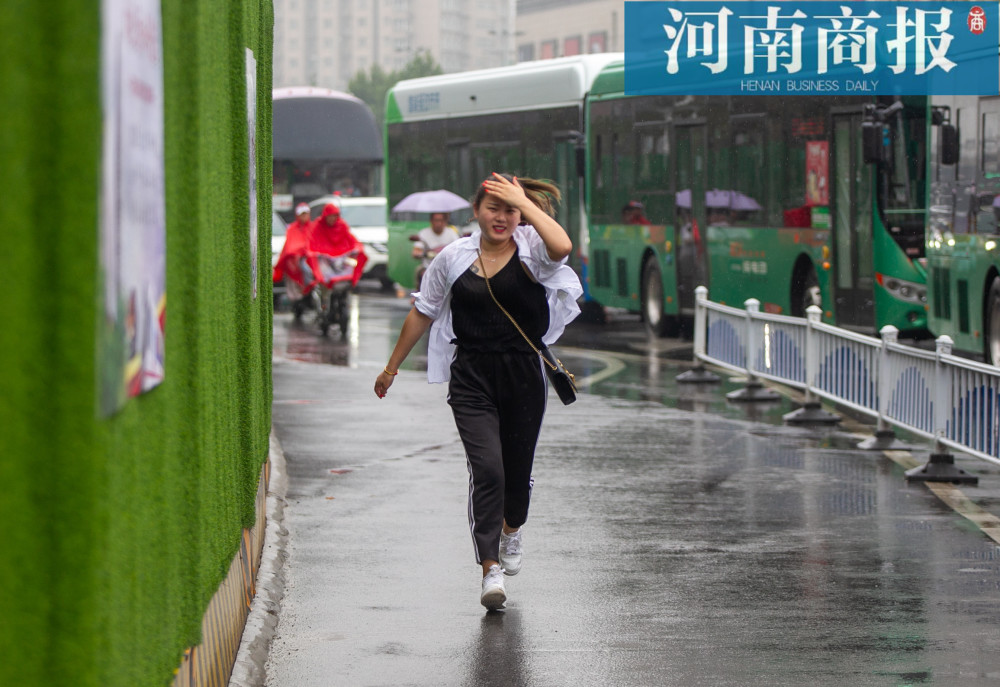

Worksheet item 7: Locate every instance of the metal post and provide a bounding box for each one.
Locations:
[784,305,839,424]
[727,298,779,402]
[693,285,707,361]
[933,335,953,452]
[677,285,720,383]
[905,335,977,484]
[858,325,907,449]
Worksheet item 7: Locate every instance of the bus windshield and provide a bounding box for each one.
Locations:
[879,103,927,259]
[272,88,383,221]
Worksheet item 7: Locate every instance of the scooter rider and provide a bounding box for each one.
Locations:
[273,203,321,306]
[309,201,367,287]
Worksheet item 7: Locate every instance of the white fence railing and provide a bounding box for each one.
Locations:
[693,286,1000,472]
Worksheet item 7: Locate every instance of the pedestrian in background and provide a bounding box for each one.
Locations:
[374,173,582,610]
[621,200,651,225]
[412,211,460,291]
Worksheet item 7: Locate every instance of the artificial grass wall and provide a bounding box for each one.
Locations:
[0,2,274,685]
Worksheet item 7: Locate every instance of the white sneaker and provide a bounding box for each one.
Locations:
[480,564,507,610]
[499,529,522,576]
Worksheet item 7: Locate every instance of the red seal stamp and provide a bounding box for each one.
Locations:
[969,6,986,35]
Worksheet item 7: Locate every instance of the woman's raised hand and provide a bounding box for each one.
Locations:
[481,173,527,208]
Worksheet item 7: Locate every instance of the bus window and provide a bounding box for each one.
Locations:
[879,103,927,256]
[595,134,603,191]
[982,110,1000,175]
[611,132,620,188]
[446,140,471,193]
[635,123,669,193]
[730,116,766,225]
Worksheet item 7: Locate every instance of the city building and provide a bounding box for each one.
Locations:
[515,0,625,62]
[273,0,517,91]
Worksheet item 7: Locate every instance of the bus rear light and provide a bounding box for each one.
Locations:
[822,261,831,270]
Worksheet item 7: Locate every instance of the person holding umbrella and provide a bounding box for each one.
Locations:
[374,173,582,611]
[412,212,460,291]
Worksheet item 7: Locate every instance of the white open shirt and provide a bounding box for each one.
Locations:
[413,225,583,383]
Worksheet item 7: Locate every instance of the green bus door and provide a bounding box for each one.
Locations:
[831,112,875,331]
[675,123,707,315]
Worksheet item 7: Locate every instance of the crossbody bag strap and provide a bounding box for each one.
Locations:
[478,250,557,372]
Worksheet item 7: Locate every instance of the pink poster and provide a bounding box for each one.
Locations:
[805,140,829,206]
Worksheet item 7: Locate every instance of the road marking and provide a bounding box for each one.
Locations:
[879,450,1000,545]
[557,347,627,387]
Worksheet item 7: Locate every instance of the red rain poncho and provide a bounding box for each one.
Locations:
[309,203,368,287]
[272,217,321,291]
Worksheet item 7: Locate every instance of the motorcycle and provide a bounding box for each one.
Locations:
[312,253,359,338]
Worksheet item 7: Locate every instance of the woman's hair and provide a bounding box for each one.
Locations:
[472,173,561,217]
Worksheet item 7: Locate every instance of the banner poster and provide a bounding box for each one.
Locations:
[805,140,829,206]
[98,0,166,416]
[246,48,259,300]
[625,2,1000,96]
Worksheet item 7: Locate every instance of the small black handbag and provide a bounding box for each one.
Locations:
[480,251,577,405]
[540,347,577,405]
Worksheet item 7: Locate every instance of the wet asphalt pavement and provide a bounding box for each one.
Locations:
[263,290,1000,686]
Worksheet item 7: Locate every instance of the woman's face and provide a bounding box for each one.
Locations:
[475,197,520,244]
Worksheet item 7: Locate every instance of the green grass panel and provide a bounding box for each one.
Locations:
[0,2,59,685]
[1,2,274,686]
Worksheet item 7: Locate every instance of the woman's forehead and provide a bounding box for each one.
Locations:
[482,198,515,210]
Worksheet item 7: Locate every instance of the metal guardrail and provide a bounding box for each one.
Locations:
[691,286,1000,481]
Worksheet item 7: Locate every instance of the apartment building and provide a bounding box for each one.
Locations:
[515,0,625,62]
[273,0,517,90]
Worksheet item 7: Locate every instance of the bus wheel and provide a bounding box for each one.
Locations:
[642,257,678,337]
[793,266,821,318]
[985,277,1000,366]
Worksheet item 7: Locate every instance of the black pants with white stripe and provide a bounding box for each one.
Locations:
[448,348,546,565]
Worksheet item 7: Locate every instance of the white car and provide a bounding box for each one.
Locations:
[271,209,288,269]
[271,210,289,305]
[309,196,392,289]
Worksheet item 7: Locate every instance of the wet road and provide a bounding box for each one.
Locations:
[266,290,1000,686]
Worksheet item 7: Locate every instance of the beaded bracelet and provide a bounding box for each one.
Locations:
[384,366,398,376]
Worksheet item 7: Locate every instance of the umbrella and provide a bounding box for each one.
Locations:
[675,189,761,211]
[391,189,471,214]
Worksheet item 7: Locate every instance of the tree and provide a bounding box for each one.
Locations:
[348,50,443,129]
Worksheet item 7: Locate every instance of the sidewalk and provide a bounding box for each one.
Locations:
[235,342,1000,687]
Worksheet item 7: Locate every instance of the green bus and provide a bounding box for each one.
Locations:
[586,64,933,336]
[384,54,620,299]
[925,95,1000,364]
[385,56,934,337]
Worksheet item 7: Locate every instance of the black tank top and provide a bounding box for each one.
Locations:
[451,249,549,353]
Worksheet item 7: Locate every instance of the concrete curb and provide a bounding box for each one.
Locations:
[228,431,290,687]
